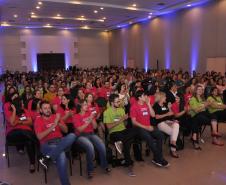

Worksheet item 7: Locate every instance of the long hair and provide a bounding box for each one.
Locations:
[60,94,75,110]
[193,85,204,102]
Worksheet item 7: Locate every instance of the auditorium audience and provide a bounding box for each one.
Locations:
[2,66,226,183]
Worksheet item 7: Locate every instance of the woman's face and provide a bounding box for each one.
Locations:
[78,90,85,99]
[121,84,126,92]
[87,94,93,103]
[212,88,218,96]
[9,87,15,95]
[57,88,64,96]
[35,90,41,99]
[161,95,166,103]
[61,96,69,105]
[175,96,180,103]
[25,87,31,93]
[196,87,203,96]
[81,101,88,112]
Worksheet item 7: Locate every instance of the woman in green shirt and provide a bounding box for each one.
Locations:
[207,87,226,122]
[189,85,223,149]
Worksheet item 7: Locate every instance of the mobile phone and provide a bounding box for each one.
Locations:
[19,116,27,121]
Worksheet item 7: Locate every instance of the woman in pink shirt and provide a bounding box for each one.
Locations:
[57,94,76,134]
[73,100,110,179]
[51,87,64,112]
[4,92,37,173]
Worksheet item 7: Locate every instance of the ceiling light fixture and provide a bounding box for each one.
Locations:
[36,6,40,9]
[31,12,35,15]
[94,10,98,13]
[81,15,85,18]
[148,16,152,19]
[57,14,61,17]
[1,22,11,27]
[132,4,137,7]
[38,1,43,5]
[100,7,104,10]
[14,14,18,18]
[149,12,153,15]
[103,17,106,20]
[187,4,191,7]
[82,25,90,29]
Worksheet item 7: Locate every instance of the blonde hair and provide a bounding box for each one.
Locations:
[155,92,166,103]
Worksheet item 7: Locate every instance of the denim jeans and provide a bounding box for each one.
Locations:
[137,128,164,161]
[41,133,76,185]
[76,133,108,173]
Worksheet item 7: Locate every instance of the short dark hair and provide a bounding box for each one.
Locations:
[135,90,145,100]
[109,94,119,104]
[40,100,50,109]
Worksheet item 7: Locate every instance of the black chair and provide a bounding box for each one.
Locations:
[5,139,30,168]
[37,151,73,184]
[71,145,84,176]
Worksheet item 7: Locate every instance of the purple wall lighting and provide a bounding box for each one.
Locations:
[144,39,149,72]
[165,37,171,69]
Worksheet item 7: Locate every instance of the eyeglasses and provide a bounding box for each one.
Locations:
[114,101,120,104]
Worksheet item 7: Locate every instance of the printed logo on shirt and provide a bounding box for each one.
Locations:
[141,108,148,116]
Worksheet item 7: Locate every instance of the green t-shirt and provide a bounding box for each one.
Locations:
[207,96,224,113]
[189,96,205,117]
[103,106,126,134]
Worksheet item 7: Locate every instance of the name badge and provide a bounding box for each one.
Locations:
[162,107,167,111]
[143,111,148,116]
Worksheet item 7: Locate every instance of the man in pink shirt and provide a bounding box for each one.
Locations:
[34,101,76,185]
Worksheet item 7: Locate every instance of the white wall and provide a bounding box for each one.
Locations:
[0,28,109,72]
[109,0,226,73]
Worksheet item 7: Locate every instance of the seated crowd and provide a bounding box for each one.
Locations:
[2,66,226,185]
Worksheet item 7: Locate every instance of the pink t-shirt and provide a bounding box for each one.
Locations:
[73,112,94,134]
[34,114,64,144]
[4,105,32,135]
[98,87,111,99]
[171,102,180,114]
[57,107,76,124]
[84,87,97,98]
[130,103,151,127]
[129,97,137,106]
[51,96,61,106]
[149,95,155,106]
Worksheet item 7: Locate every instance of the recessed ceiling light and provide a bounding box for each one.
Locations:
[148,16,152,19]
[64,27,68,30]
[38,1,43,5]
[187,4,191,7]
[31,12,35,15]
[103,17,106,20]
[81,15,85,18]
[132,3,137,7]
[14,14,18,18]
[94,10,98,13]
[82,25,90,29]
[36,6,40,9]
[149,12,153,15]
[57,14,61,17]
[100,7,104,10]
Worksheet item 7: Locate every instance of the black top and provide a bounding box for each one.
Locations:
[153,103,174,124]
[165,90,176,104]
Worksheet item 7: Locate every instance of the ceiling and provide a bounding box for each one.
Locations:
[0,0,212,30]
